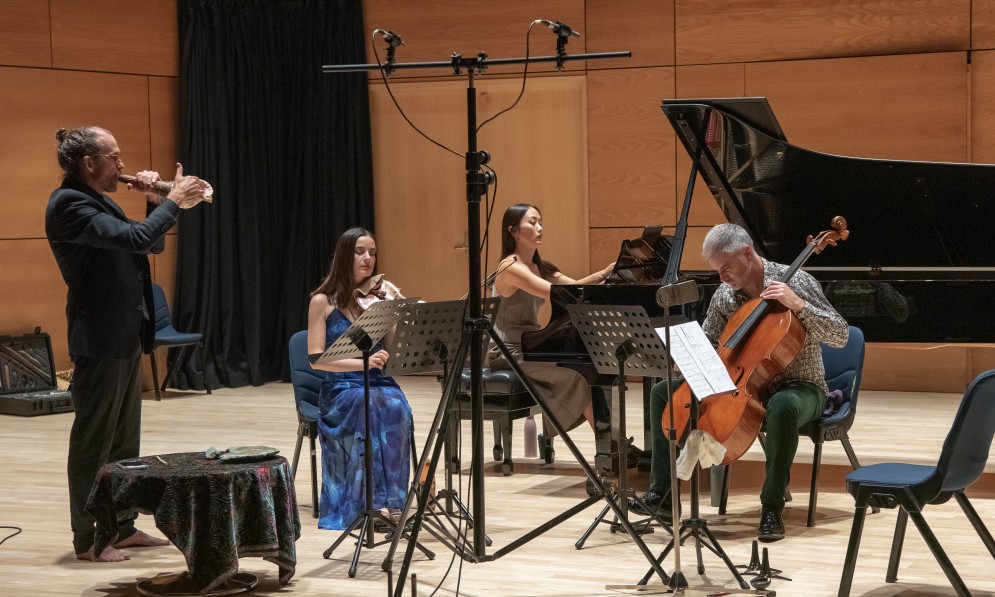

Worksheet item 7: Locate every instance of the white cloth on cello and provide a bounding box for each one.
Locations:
[675,429,727,480]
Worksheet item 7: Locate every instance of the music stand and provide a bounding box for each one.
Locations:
[632,311,766,596]
[566,304,676,549]
[383,298,672,585]
[380,299,498,564]
[317,299,435,577]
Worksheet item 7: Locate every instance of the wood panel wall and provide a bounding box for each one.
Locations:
[3,1,994,392]
[369,76,591,305]
[0,0,179,389]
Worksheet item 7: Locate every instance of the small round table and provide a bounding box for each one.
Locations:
[87,452,301,595]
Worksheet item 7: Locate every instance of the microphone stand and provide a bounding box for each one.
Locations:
[325,36,679,597]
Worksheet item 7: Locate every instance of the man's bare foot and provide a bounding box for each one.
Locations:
[76,545,131,562]
[113,529,170,548]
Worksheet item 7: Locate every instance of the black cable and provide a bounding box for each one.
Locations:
[0,526,22,547]
[423,182,499,594]
[425,353,469,597]
[454,165,504,304]
[371,32,463,160]
[476,21,540,133]
[454,399,468,597]
[480,164,498,302]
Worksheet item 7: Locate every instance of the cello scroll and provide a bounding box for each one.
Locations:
[807,216,849,254]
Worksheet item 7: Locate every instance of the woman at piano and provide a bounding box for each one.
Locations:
[306,227,411,531]
[488,203,615,438]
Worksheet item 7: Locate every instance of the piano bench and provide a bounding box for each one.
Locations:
[452,368,550,475]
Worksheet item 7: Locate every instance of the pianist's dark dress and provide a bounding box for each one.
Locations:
[488,288,591,435]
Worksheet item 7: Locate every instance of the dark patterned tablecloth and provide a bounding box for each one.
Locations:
[86,452,301,594]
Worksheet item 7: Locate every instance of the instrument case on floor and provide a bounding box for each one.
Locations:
[0,329,73,416]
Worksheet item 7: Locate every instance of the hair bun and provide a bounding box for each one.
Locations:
[55,128,68,143]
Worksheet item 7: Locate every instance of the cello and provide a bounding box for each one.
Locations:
[662,216,849,465]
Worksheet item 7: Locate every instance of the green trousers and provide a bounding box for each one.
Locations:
[649,378,825,512]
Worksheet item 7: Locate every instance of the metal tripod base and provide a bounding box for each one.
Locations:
[388,324,673,594]
[606,582,775,596]
[639,516,750,589]
[575,492,675,549]
[324,509,435,578]
[420,490,493,551]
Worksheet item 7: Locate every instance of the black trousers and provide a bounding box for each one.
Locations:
[68,346,142,553]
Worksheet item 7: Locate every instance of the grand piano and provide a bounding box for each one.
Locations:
[661,97,995,342]
[521,229,715,365]
[521,97,995,475]
[524,96,995,362]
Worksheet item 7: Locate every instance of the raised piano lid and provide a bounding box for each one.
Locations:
[661,98,995,342]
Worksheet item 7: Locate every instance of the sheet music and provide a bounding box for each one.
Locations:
[654,321,735,400]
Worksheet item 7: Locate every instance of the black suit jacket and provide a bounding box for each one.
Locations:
[46,179,181,359]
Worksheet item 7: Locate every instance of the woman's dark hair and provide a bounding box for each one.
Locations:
[55,127,105,181]
[311,227,376,309]
[500,203,558,279]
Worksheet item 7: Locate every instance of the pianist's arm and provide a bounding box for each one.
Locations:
[495,256,615,301]
[551,260,616,286]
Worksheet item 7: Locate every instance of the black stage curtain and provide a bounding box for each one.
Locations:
[172,0,373,389]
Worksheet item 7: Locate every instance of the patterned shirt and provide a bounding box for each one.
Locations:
[701,259,849,395]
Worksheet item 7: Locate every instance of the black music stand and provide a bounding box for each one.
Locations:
[633,314,765,595]
[381,299,498,563]
[317,299,435,577]
[383,301,672,586]
[566,304,676,548]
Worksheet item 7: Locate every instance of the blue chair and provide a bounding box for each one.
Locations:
[719,326,874,527]
[289,330,322,518]
[150,284,211,402]
[797,325,874,527]
[837,369,995,597]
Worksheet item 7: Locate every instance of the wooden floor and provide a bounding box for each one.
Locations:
[2,376,994,597]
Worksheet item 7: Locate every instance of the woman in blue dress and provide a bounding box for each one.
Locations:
[307,227,411,530]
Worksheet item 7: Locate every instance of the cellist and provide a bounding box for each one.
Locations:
[630,223,849,542]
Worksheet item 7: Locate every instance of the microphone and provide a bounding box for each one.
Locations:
[539,19,581,38]
[375,29,404,48]
[656,279,701,309]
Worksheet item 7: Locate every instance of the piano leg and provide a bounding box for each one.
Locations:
[591,384,615,491]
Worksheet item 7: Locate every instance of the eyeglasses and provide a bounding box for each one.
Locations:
[93,153,122,162]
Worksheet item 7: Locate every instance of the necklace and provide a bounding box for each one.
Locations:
[343,303,360,322]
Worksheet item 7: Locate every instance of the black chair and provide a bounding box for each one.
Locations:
[837,369,995,597]
[719,325,874,527]
[150,284,210,402]
[454,368,552,475]
[288,330,322,518]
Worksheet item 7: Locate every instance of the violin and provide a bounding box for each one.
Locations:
[662,216,850,465]
[354,274,404,311]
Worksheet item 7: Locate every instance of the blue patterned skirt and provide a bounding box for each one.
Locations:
[317,379,411,530]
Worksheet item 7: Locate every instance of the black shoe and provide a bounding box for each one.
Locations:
[625,437,647,469]
[758,507,785,542]
[628,490,676,522]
